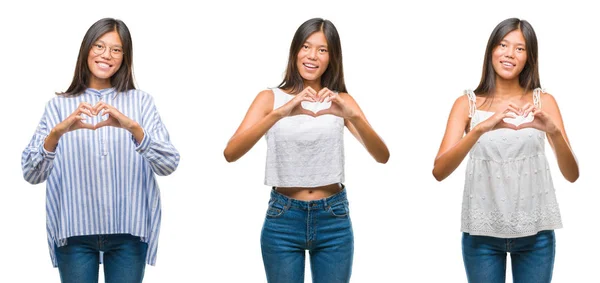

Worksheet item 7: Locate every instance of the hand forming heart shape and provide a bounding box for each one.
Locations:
[72,101,135,131]
[78,102,110,126]
[301,101,331,114]
[503,112,534,127]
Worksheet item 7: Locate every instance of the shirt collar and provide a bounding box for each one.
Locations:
[85,87,116,99]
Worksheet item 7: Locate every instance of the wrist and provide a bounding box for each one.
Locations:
[347,113,362,124]
[270,108,286,120]
[470,125,486,137]
[548,129,562,138]
[49,127,64,140]
[127,122,142,134]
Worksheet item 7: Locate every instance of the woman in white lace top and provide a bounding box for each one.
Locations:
[432,18,578,283]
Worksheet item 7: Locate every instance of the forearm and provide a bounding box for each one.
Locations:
[432,128,483,181]
[43,128,63,152]
[24,134,57,184]
[127,122,144,144]
[347,116,389,163]
[224,111,283,162]
[548,131,579,182]
[134,123,180,176]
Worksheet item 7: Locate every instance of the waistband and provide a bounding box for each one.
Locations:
[269,184,347,210]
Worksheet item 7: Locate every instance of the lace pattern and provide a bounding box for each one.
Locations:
[461,88,562,237]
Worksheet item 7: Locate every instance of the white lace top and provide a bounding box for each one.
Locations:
[461,88,562,238]
[264,88,345,187]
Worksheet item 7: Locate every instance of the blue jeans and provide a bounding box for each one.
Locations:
[261,187,354,283]
[55,234,148,283]
[462,230,556,283]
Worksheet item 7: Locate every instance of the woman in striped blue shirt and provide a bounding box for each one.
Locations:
[21,18,179,283]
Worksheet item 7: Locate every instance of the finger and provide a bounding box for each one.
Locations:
[77,121,96,130]
[79,102,95,111]
[292,105,316,117]
[325,92,342,103]
[316,88,330,102]
[531,108,543,116]
[301,96,316,102]
[302,86,316,96]
[294,92,315,103]
[504,104,522,115]
[306,89,318,100]
[522,104,535,117]
[76,102,95,116]
[100,108,113,119]
[78,107,94,118]
[93,101,113,114]
[94,120,110,129]
[494,120,517,130]
[315,108,332,116]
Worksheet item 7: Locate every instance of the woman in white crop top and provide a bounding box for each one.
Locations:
[432,18,578,283]
[224,18,389,283]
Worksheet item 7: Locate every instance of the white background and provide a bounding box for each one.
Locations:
[1,0,598,282]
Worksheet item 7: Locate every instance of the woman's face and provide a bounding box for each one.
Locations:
[492,29,527,81]
[296,31,330,83]
[87,31,124,89]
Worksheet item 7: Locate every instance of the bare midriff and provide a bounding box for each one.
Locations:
[275,183,342,201]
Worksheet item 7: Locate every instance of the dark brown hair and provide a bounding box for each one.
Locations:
[278,18,347,94]
[59,18,135,96]
[474,18,540,96]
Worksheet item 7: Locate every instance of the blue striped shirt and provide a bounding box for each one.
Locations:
[21,88,180,267]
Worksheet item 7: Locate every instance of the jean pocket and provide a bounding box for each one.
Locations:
[327,200,349,217]
[266,199,286,218]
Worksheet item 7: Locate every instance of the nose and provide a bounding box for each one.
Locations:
[307,48,318,60]
[100,47,113,59]
[504,48,514,59]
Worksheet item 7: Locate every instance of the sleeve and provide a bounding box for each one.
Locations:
[133,95,180,176]
[21,101,58,184]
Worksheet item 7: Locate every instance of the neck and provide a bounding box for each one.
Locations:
[89,77,112,90]
[303,80,322,92]
[493,75,525,98]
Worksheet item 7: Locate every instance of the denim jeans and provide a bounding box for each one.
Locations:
[462,230,556,283]
[55,234,148,283]
[261,187,353,283]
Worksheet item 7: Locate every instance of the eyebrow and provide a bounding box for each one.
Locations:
[94,40,123,48]
[501,39,526,47]
[304,41,328,48]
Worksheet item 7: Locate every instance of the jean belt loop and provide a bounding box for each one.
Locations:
[323,197,328,209]
[286,197,292,210]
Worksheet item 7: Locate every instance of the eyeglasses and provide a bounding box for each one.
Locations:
[91,42,124,59]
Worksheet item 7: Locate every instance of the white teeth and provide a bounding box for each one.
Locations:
[97,62,110,68]
[304,63,317,68]
[502,62,514,67]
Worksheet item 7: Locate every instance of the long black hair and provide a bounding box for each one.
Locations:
[59,18,135,96]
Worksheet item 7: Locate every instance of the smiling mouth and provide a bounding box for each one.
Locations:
[303,63,318,69]
[96,62,112,68]
[501,61,515,67]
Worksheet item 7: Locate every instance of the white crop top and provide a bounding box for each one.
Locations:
[264,88,345,187]
[461,88,562,238]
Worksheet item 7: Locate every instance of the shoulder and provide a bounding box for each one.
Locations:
[338,91,352,99]
[250,89,276,114]
[337,92,357,103]
[540,91,558,106]
[452,93,472,111]
[46,93,73,109]
[123,89,152,99]
[257,88,276,100]
[254,89,276,106]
